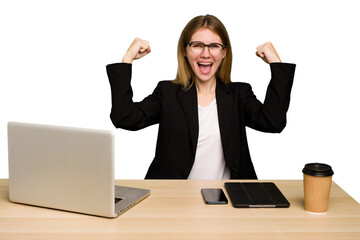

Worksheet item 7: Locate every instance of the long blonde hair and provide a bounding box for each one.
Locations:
[173,15,233,90]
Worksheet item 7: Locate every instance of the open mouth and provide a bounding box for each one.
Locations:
[197,62,213,74]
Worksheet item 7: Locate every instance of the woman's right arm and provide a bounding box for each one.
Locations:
[106,38,161,130]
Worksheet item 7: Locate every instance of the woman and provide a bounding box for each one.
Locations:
[106,14,296,179]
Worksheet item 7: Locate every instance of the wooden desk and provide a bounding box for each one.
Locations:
[0,179,359,239]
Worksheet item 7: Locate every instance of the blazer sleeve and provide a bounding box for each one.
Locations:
[243,62,296,133]
[106,63,161,130]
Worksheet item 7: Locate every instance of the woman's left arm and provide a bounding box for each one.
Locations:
[243,42,296,133]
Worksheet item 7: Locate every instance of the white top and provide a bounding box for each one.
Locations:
[188,99,231,179]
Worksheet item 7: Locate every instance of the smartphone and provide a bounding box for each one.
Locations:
[201,188,228,204]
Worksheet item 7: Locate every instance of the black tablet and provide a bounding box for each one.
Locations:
[224,182,290,208]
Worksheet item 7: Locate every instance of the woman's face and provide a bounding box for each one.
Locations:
[185,28,227,84]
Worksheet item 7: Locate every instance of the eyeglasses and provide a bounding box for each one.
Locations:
[187,41,226,56]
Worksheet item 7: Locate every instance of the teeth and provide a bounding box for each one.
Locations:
[198,62,212,66]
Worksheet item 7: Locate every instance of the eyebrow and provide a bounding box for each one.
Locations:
[190,40,223,44]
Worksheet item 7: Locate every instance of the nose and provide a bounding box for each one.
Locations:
[200,46,211,57]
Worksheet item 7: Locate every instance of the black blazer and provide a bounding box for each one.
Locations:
[106,63,296,179]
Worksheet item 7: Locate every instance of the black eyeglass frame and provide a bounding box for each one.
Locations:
[186,41,227,50]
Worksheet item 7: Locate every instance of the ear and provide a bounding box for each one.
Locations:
[222,48,227,59]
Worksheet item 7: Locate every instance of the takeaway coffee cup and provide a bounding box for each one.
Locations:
[302,163,334,213]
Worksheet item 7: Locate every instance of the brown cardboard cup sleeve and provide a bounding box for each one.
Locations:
[302,163,334,213]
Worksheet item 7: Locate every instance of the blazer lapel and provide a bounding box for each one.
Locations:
[178,84,199,154]
[216,79,234,153]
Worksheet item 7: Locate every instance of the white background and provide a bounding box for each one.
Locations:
[1,0,359,203]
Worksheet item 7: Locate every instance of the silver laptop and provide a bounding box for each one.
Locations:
[7,122,150,218]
